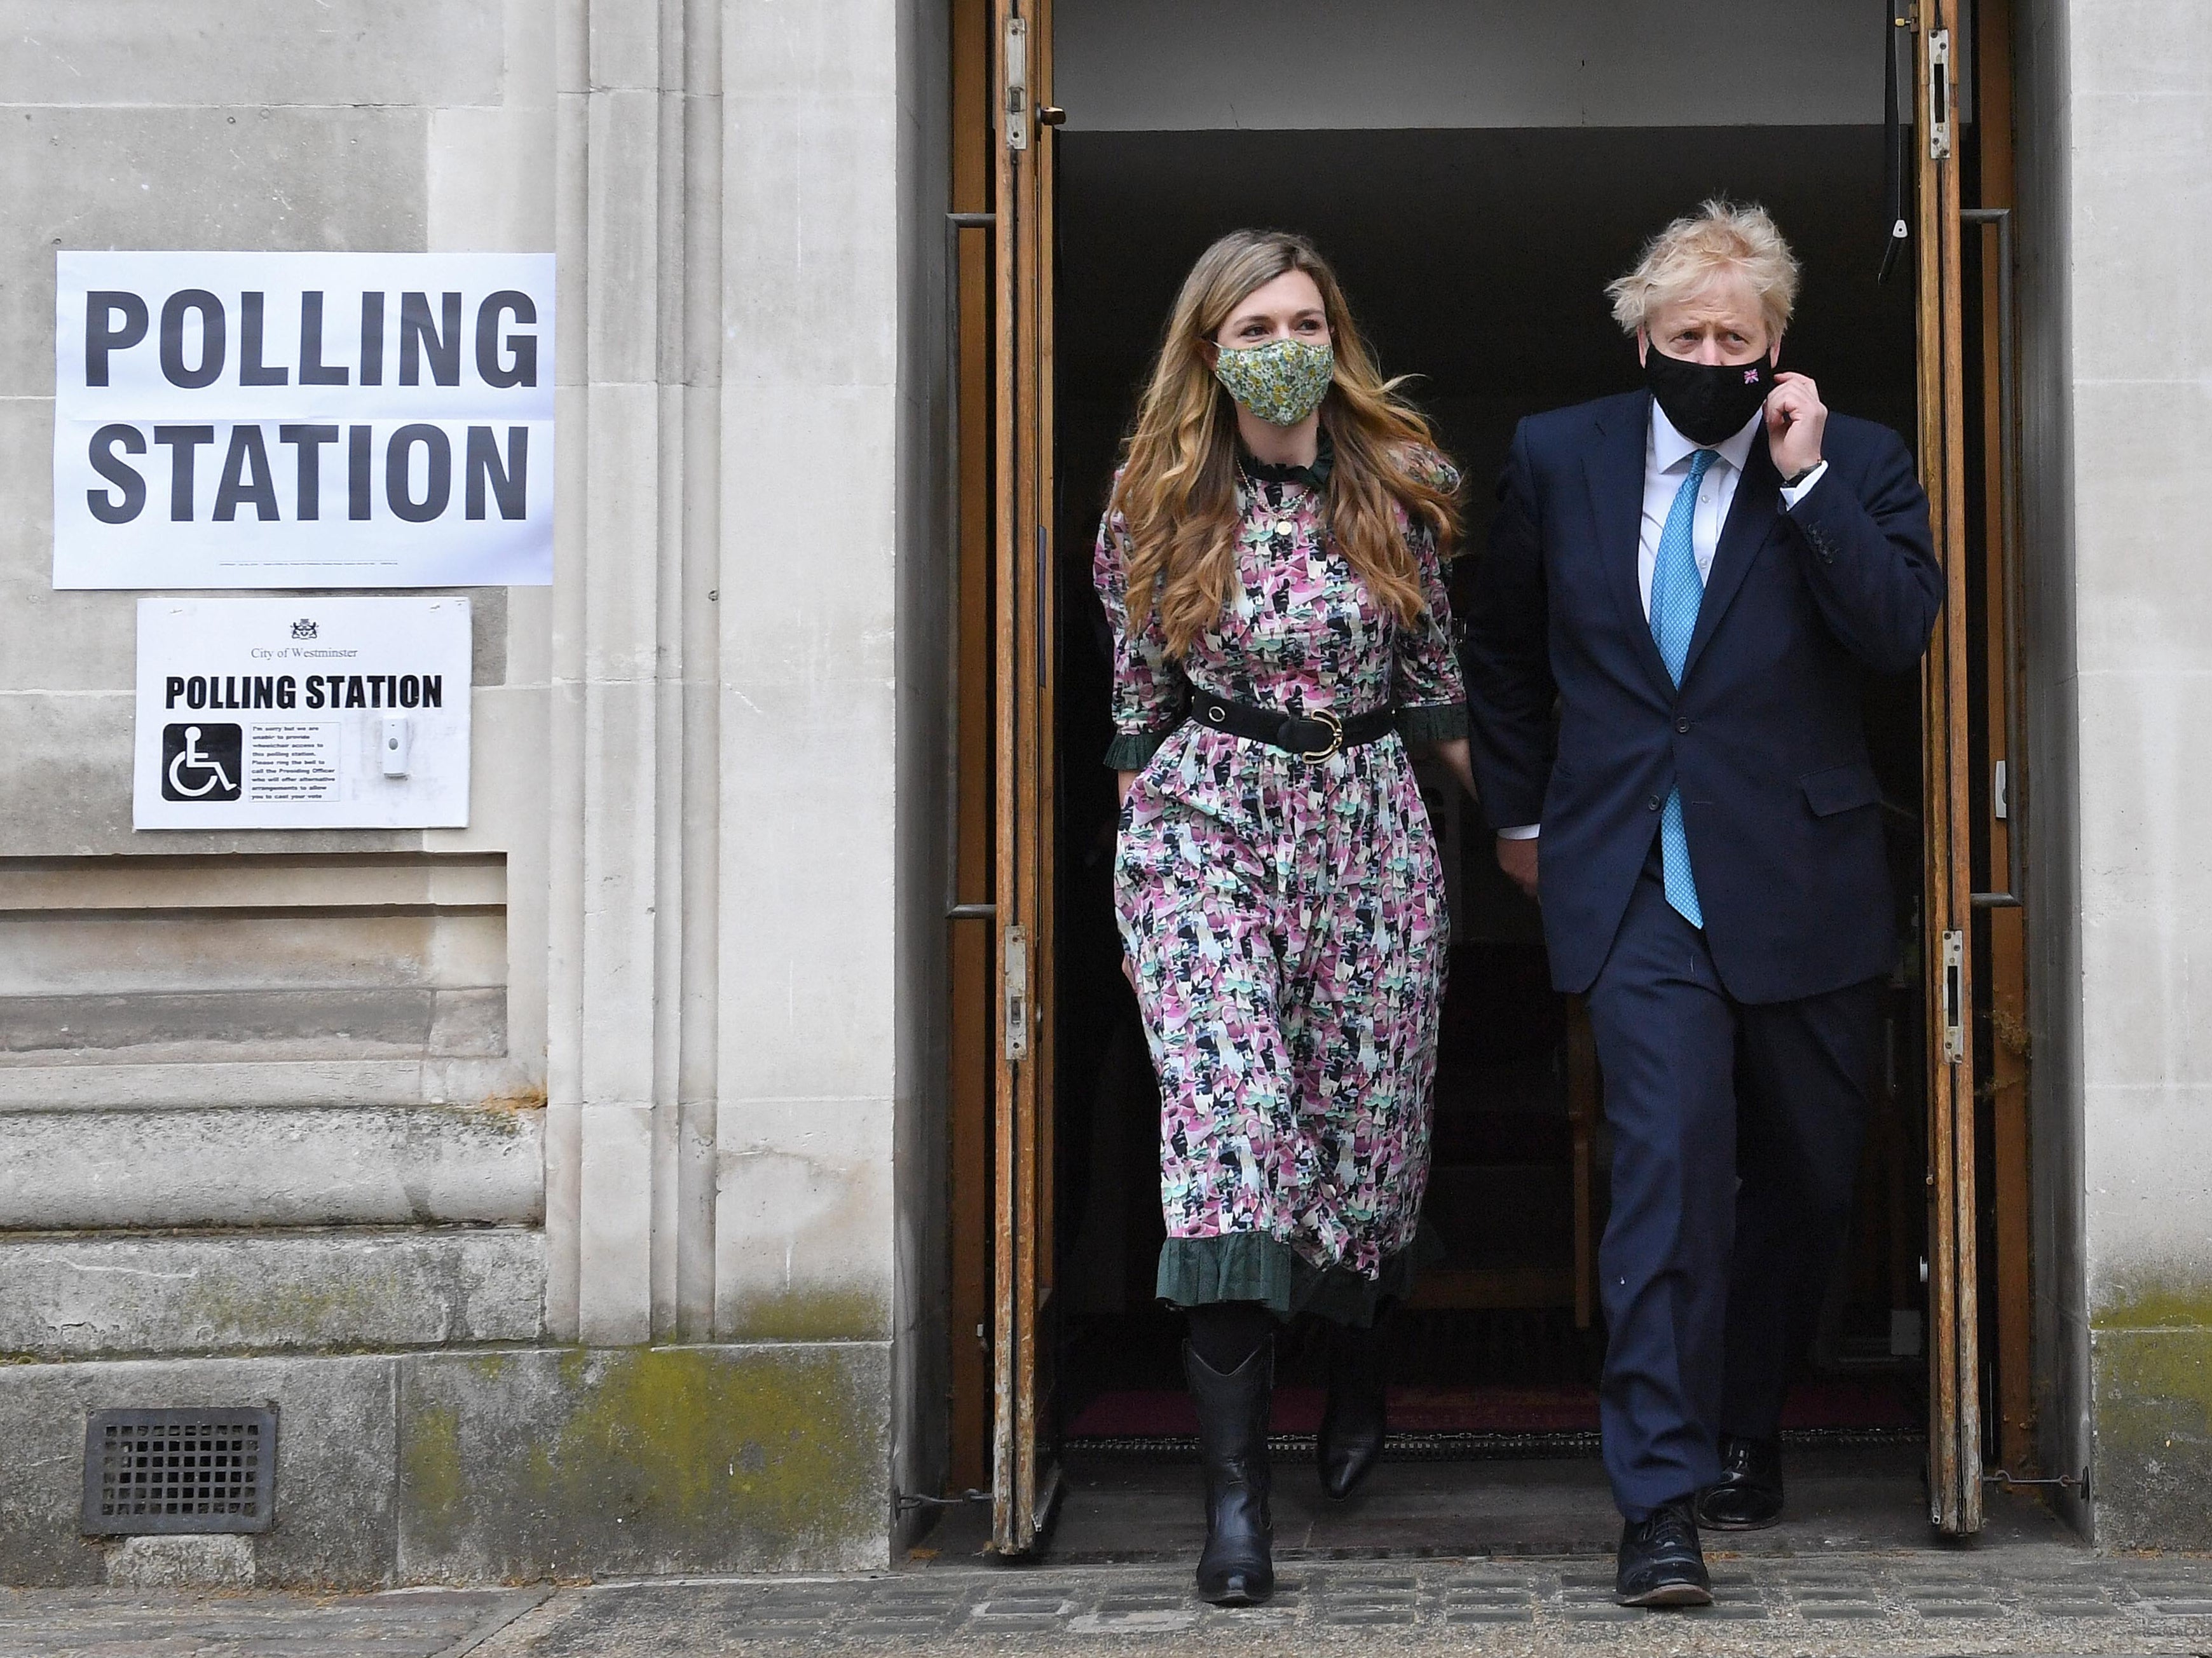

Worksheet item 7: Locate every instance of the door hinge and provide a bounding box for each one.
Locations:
[1003,924,1030,1061]
[1927,29,1953,160]
[1003,17,1028,152]
[1941,928,1965,1063]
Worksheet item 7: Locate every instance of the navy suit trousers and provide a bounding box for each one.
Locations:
[1586,843,1883,1519]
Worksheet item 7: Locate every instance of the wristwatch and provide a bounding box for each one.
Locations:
[1781,463,1822,489]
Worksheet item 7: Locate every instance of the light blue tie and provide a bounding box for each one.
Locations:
[1650,449,1717,928]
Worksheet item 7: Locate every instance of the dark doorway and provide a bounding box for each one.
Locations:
[1044,123,1932,1540]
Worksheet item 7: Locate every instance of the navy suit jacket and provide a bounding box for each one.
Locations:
[1463,390,1942,1004]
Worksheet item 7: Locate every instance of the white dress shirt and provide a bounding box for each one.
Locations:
[1498,402,1829,841]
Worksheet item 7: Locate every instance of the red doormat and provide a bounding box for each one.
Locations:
[1065,1378,1916,1438]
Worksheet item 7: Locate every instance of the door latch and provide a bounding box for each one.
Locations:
[1985,1465,2091,1501]
[1927,29,1953,160]
[1003,924,1029,1061]
[1941,928,1965,1063]
[1003,18,1028,151]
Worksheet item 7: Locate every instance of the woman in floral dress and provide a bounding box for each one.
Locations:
[1096,229,1477,1605]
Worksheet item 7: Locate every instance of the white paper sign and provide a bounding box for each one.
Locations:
[133,597,472,829]
[56,252,554,590]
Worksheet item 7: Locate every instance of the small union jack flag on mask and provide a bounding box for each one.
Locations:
[1744,367,1764,384]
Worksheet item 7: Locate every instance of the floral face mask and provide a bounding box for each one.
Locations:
[1211,336,1335,426]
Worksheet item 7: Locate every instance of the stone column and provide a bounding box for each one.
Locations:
[709,0,906,1344]
[545,0,910,1354]
[546,0,722,1346]
[2019,0,2212,1547]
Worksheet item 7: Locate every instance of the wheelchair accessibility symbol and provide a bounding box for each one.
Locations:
[160,723,243,802]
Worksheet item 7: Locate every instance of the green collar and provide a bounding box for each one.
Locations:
[1238,430,1334,493]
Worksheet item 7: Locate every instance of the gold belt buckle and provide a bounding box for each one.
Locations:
[1300,708,1344,762]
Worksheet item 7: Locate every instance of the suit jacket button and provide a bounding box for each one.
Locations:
[1675,718,1691,734]
[1646,795,1661,811]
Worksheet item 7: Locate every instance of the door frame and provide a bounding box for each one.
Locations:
[1912,0,1983,1535]
[987,0,1061,1555]
[943,0,2032,1548]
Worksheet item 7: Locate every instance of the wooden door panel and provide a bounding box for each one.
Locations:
[1913,0,1982,1536]
[991,0,1058,1556]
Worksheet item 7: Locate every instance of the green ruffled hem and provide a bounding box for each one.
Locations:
[1103,724,1180,770]
[1156,1222,1446,1329]
[1396,700,1469,745]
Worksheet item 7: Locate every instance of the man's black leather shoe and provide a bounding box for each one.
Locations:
[1614,1500,1712,1608]
[1695,1434,1785,1530]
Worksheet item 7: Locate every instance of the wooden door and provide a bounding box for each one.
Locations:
[989,0,1060,1556]
[1911,0,1982,1537]
[1965,0,2037,1493]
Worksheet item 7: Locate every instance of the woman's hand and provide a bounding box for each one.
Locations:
[1431,738,1478,804]
[1496,834,1540,900]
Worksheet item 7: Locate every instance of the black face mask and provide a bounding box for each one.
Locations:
[1644,347,1780,446]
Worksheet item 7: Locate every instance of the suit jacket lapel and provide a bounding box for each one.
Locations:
[1582,393,1676,702]
[1683,430,1785,682]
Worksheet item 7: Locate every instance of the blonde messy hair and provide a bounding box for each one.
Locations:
[1109,229,1458,661]
[1606,198,1801,341]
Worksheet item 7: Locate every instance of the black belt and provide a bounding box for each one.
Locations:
[1187,688,1395,761]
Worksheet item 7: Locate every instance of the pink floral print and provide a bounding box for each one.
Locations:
[1096,450,1466,1299]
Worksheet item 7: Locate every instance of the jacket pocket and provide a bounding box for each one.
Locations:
[1800,761,1883,818]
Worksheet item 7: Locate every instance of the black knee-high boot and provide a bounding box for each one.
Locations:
[1316,1310,1389,1500]
[1183,1337,1274,1605]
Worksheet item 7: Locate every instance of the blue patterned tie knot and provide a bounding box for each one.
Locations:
[1649,449,1716,927]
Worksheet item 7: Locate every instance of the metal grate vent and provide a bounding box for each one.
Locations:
[82,1407,276,1535]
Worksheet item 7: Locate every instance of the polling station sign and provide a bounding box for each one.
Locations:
[56,252,554,589]
[133,597,472,830]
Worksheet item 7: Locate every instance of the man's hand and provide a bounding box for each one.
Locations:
[1496,834,1539,900]
[1765,370,1827,480]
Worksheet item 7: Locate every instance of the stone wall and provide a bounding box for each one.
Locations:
[0,0,941,1585]
[2044,0,2212,1549]
[0,0,552,1348]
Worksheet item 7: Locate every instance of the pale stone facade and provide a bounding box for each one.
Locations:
[0,0,944,1582]
[2014,0,2212,1547]
[0,0,2206,1585]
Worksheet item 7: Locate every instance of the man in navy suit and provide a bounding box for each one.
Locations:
[1463,200,1941,1607]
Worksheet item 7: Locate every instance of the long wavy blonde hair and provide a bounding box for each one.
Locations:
[1109,229,1459,660]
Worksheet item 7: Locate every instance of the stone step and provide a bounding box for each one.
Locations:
[0,1057,530,1111]
[0,1228,543,1358]
[0,1105,542,1230]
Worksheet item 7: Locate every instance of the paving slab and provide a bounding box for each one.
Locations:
[8,1553,2212,1658]
[468,1556,2212,1654]
[4,1448,2206,1657]
[0,1586,542,1658]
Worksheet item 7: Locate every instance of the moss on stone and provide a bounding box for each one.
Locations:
[398,1403,465,1558]
[2094,1278,2212,1332]
[2093,1323,2212,1549]
[178,1263,395,1342]
[2087,1274,2212,1547]
[396,1342,889,1578]
[720,1286,889,1343]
